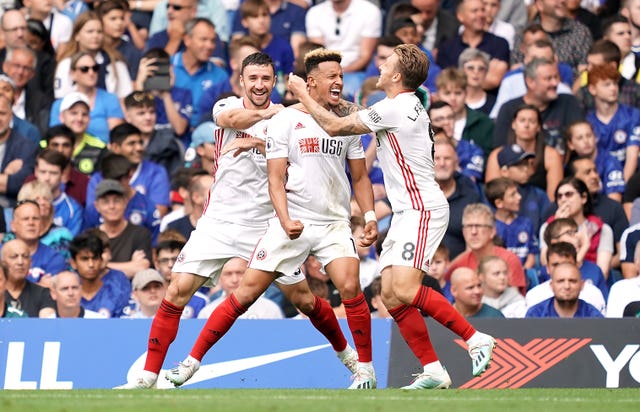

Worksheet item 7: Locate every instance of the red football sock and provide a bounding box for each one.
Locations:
[307,296,348,351]
[189,294,247,361]
[413,285,475,340]
[388,304,438,366]
[144,299,184,373]
[342,293,372,362]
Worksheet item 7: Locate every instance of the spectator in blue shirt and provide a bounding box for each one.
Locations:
[525,262,603,318]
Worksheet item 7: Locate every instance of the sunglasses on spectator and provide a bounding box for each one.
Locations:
[167,3,187,10]
[76,65,99,73]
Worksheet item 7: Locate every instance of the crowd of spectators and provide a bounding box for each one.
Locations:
[1,0,639,320]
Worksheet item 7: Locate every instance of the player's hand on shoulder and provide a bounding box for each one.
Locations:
[282,219,304,240]
[358,221,378,247]
[262,104,284,119]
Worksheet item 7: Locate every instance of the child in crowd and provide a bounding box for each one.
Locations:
[428,244,453,303]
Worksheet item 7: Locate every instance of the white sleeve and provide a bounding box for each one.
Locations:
[211,96,236,124]
[597,223,615,254]
[346,135,365,160]
[266,112,290,159]
[357,99,400,133]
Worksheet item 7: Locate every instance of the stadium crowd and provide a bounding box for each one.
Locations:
[1,0,640,322]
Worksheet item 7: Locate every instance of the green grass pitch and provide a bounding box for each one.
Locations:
[1,389,639,412]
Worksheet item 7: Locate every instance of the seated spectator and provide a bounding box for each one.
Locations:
[525,262,603,318]
[607,242,640,317]
[0,95,39,209]
[478,255,526,317]
[124,91,184,175]
[620,224,640,279]
[87,123,170,216]
[15,182,74,261]
[483,0,516,49]
[540,177,615,278]
[198,257,284,319]
[450,267,505,318]
[52,93,107,176]
[94,179,152,278]
[23,0,73,51]
[85,153,160,243]
[55,11,133,100]
[429,102,484,182]
[50,51,125,143]
[96,0,142,79]
[435,67,494,159]
[564,121,625,202]
[38,125,90,206]
[48,270,105,318]
[458,48,495,116]
[160,167,208,231]
[5,199,66,288]
[152,232,207,319]
[133,48,192,138]
[368,276,390,319]
[586,64,640,182]
[1,239,55,317]
[167,173,214,239]
[122,269,167,318]
[82,227,131,304]
[0,74,41,145]
[493,58,584,155]
[601,16,635,82]
[428,243,453,303]
[434,139,482,259]
[484,177,537,269]
[184,122,216,172]
[485,104,563,201]
[447,203,527,294]
[0,262,28,318]
[149,0,230,44]
[526,241,606,313]
[69,230,130,317]
[146,0,198,55]
[34,149,83,236]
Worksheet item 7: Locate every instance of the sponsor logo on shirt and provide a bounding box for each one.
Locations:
[367,108,381,124]
[298,138,344,156]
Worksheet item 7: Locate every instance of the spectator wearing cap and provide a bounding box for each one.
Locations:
[122,268,167,318]
[124,91,184,176]
[93,179,152,279]
[167,173,213,239]
[51,92,107,176]
[1,45,52,135]
[184,121,216,172]
[49,51,125,143]
[436,0,510,91]
[0,94,39,210]
[83,152,160,244]
[0,74,41,145]
[69,231,131,317]
[447,203,527,295]
[493,143,550,230]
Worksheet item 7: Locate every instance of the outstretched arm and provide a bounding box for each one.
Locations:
[216,104,284,130]
[267,157,304,239]
[288,74,373,136]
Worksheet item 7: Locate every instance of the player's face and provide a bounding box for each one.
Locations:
[606,22,632,56]
[434,143,458,181]
[240,64,275,109]
[428,253,448,280]
[501,185,521,213]
[480,260,508,294]
[11,203,41,242]
[71,250,103,281]
[111,134,145,165]
[550,265,582,303]
[556,183,587,219]
[462,58,487,88]
[241,9,270,37]
[219,258,247,294]
[511,108,540,141]
[126,105,157,135]
[567,123,596,156]
[590,78,619,105]
[462,212,496,250]
[52,273,82,310]
[60,104,90,135]
[571,159,601,194]
[94,194,127,223]
[429,106,455,138]
[437,86,466,117]
[309,60,344,108]
[35,159,63,192]
[101,9,126,39]
[376,52,399,90]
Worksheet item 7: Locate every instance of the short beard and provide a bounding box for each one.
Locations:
[555,297,579,307]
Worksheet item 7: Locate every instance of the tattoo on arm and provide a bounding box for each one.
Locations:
[334,100,362,118]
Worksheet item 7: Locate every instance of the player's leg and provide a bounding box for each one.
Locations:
[276,275,357,373]
[165,267,276,386]
[114,271,207,389]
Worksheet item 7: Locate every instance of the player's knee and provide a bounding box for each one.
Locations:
[337,280,361,300]
[233,288,260,308]
[291,293,316,315]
